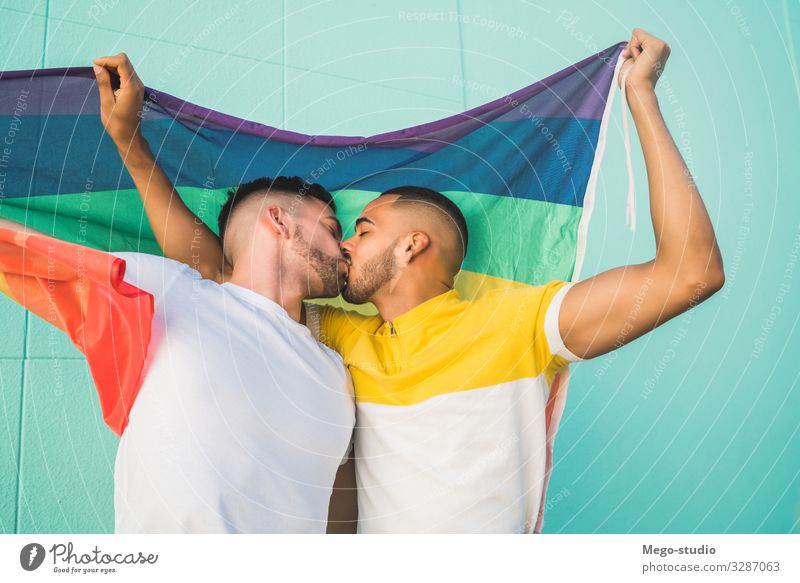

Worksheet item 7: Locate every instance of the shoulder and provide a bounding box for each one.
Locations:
[305,302,377,326]
[466,281,575,335]
[113,252,202,293]
[474,280,570,311]
[304,301,378,350]
[482,280,582,369]
[480,279,575,303]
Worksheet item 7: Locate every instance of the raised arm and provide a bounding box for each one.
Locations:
[559,29,725,360]
[93,53,226,283]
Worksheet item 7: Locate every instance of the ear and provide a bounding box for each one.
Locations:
[261,205,291,239]
[395,231,430,267]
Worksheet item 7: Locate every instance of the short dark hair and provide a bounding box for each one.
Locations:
[217,176,335,243]
[380,186,468,259]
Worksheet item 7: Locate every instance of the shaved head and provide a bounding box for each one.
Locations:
[215,176,345,300]
[340,186,469,306]
[380,186,468,277]
[218,176,336,265]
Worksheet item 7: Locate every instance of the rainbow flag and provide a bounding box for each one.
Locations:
[0,42,626,433]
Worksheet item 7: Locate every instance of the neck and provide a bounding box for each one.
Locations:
[372,276,451,323]
[225,256,305,322]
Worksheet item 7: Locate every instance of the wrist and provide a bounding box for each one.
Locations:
[625,81,659,112]
[115,132,151,162]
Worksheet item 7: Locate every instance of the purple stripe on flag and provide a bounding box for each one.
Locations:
[0,42,624,155]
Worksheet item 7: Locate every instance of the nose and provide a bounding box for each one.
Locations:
[340,239,354,255]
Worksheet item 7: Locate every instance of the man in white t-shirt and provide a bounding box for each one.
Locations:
[90,54,360,533]
[110,176,356,533]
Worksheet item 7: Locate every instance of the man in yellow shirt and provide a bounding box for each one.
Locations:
[303,186,581,532]
[93,28,724,532]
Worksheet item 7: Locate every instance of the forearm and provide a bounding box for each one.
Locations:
[118,136,185,247]
[116,136,224,280]
[627,84,723,282]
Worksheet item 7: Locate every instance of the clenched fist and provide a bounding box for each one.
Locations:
[619,28,670,92]
[92,52,145,148]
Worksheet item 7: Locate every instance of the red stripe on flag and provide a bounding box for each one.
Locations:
[0,228,153,436]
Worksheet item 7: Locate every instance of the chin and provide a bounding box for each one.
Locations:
[321,283,344,299]
[341,289,367,305]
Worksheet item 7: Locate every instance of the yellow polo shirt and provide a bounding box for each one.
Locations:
[307,280,582,533]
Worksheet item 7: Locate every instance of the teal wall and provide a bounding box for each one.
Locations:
[1,0,798,533]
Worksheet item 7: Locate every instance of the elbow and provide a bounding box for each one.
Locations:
[682,263,725,302]
[704,268,725,296]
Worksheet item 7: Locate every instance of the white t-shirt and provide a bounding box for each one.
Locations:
[112,252,355,533]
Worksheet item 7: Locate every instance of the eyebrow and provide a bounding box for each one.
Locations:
[355,217,375,229]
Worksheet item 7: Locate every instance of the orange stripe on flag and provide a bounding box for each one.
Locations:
[0,228,153,436]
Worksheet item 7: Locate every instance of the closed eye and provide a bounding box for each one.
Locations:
[323,217,343,240]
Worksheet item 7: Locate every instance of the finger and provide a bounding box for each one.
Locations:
[95,55,141,100]
[93,54,123,74]
[92,53,137,83]
[627,31,643,56]
[637,45,657,69]
[93,63,115,112]
[622,44,639,59]
[113,52,137,83]
[633,28,653,42]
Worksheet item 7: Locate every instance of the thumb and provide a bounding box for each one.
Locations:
[93,63,114,114]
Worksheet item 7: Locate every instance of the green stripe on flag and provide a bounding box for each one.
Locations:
[0,187,229,254]
[1,188,581,285]
[332,189,582,284]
